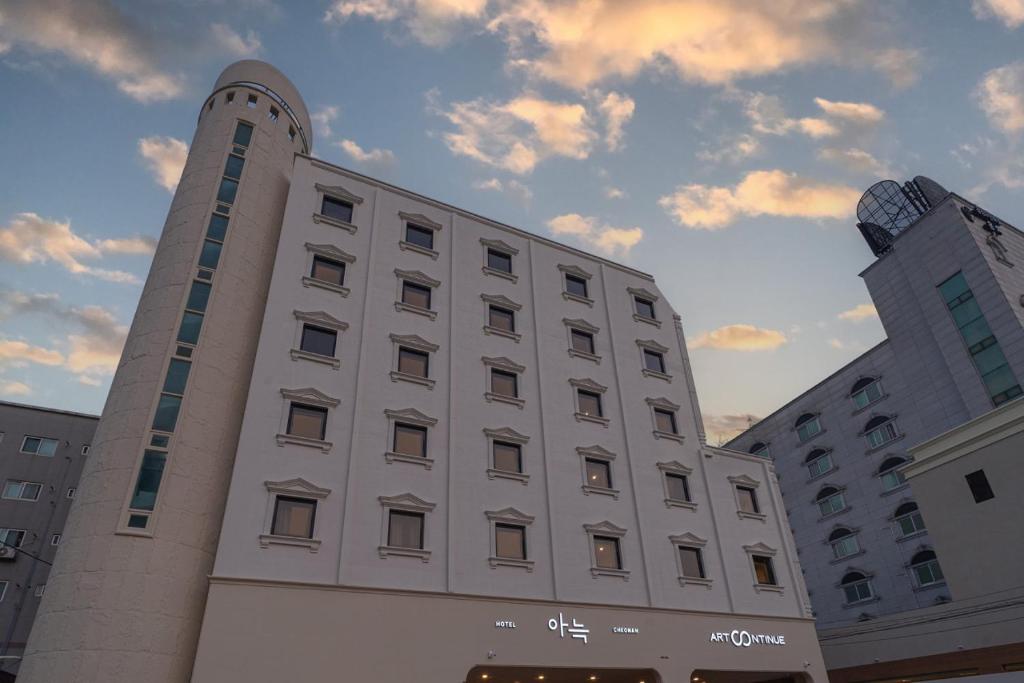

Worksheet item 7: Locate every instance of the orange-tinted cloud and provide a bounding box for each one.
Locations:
[689,324,787,351]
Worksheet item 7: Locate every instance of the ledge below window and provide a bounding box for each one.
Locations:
[301,276,350,297]
[895,529,928,543]
[259,534,321,553]
[665,498,698,511]
[290,348,340,369]
[633,313,661,328]
[642,368,672,382]
[399,240,439,259]
[591,567,630,580]
[395,301,437,320]
[563,291,594,307]
[842,595,881,609]
[582,484,620,499]
[568,348,601,364]
[575,412,610,427]
[482,266,517,283]
[385,451,434,469]
[390,370,435,389]
[312,212,357,233]
[379,545,431,562]
[679,576,713,589]
[865,433,906,455]
[487,468,529,484]
[276,433,333,453]
[753,582,784,594]
[484,325,522,342]
[653,430,684,443]
[486,392,525,409]
[489,556,534,572]
[737,510,767,522]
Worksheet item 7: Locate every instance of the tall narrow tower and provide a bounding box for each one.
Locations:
[18,61,310,682]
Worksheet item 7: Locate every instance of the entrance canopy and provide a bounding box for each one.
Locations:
[467,665,659,683]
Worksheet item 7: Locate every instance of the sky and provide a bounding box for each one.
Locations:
[1,0,1023,443]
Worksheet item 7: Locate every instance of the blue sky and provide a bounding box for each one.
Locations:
[1,0,1023,441]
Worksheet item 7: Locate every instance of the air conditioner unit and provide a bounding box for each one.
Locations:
[0,546,17,561]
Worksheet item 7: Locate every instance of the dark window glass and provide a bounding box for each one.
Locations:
[679,547,705,578]
[643,349,666,373]
[593,536,621,569]
[300,325,337,357]
[226,92,235,104]
[394,424,427,457]
[129,450,166,511]
[163,359,191,395]
[198,240,222,270]
[491,369,518,397]
[665,473,690,501]
[287,404,327,441]
[654,409,677,434]
[402,281,431,309]
[565,274,588,298]
[127,514,148,529]
[488,306,515,332]
[487,249,512,273]
[271,496,316,538]
[311,256,345,286]
[233,122,254,147]
[398,347,429,378]
[217,178,239,205]
[247,94,258,108]
[207,214,229,241]
[634,297,656,319]
[965,469,994,503]
[495,524,526,560]
[736,486,759,514]
[585,458,611,489]
[493,442,522,473]
[152,394,182,432]
[388,510,424,549]
[405,224,435,250]
[321,196,353,223]
[753,555,777,585]
[577,390,602,417]
[223,154,245,180]
[570,329,595,354]
[177,311,204,345]
[186,281,212,313]
[268,106,279,122]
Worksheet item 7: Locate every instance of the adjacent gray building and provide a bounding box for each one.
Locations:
[0,401,96,679]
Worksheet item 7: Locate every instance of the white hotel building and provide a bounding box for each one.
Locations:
[18,61,826,683]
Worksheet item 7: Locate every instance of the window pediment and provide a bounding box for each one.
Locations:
[558,263,593,280]
[577,444,617,460]
[399,211,443,231]
[294,310,349,331]
[570,377,607,393]
[384,408,438,427]
[636,339,669,353]
[669,532,707,546]
[483,426,530,444]
[483,356,526,373]
[727,473,761,488]
[280,387,340,408]
[481,293,522,311]
[485,507,535,524]
[389,333,439,353]
[563,317,600,333]
[304,242,356,263]
[743,542,777,555]
[584,520,627,537]
[315,183,364,205]
[264,478,331,499]
[628,286,659,301]
[646,396,680,411]
[657,460,693,476]
[394,268,441,288]
[379,492,435,513]
[480,237,519,255]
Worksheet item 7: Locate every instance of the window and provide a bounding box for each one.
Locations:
[270,496,316,539]
[864,415,899,449]
[233,121,254,147]
[593,536,621,570]
[217,177,239,205]
[185,280,212,313]
[910,550,944,587]
[490,369,518,398]
[288,126,296,142]
[207,213,228,241]
[404,223,434,250]
[198,240,222,270]
[129,450,166,512]
[584,458,612,489]
[311,255,346,287]
[3,480,42,501]
[163,358,191,395]
[565,274,588,299]
[749,442,770,458]
[795,413,822,442]
[485,427,529,482]
[393,423,427,458]
[492,441,522,474]
[816,486,847,516]
[225,91,235,104]
[66,487,76,499]
[50,534,61,546]
[752,555,777,586]
[388,510,424,549]
[224,154,244,180]
[679,546,706,579]
[643,349,666,374]
[939,271,1022,405]
[401,281,432,310]
[665,473,691,502]
[300,325,337,358]
[398,347,429,378]
[878,457,908,492]
[634,297,656,320]
[321,195,354,223]
[850,377,883,409]
[488,306,515,333]
[177,311,204,345]
[653,408,678,435]
[34,585,45,598]
[20,436,59,457]
[736,486,759,514]
[966,469,994,503]
[829,528,860,559]
[577,390,602,417]
[487,249,512,274]
[246,94,258,108]
[495,524,526,560]
[571,329,595,355]
[0,581,6,602]
[81,445,90,455]
[0,529,26,548]
[894,502,926,537]
[268,106,279,122]
[841,572,874,604]
[806,449,834,478]
[287,404,328,441]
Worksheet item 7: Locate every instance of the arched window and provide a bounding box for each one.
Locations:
[850,377,883,409]
[805,448,833,478]
[828,527,859,559]
[878,457,908,491]
[748,442,770,458]
[841,571,874,604]
[864,414,899,449]
[795,413,822,443]
[910,550,944,587]
[816,486,846,517]
[894,502,926,537]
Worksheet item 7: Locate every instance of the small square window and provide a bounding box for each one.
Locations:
[186,280,213,313]
[225,92,235,104]
[593,536,621,570]
[288,126,296,142]
[223,154,245,180]
[753,555,777,585]
[247,94,258,108]
[66,487,76,499]
[50,534,61,546]
[163,358,191,395]
[965,469,994,503]
[177,311,204,345]
[300,325,337,358]
[207,214,229,241]
[287,404,328,441]
[679,547,705,579]
[643,349,666,374]
[388,510,424,549]
[487,249,513,274]
[585,458,612,489]
[217,177,239,205]
[398,347,429,378]
[151,394,182,432]
[127,514,149,529]
[736,486,759,514]
[654,408,677,434]
[268,106,279,122]
[488,306,515,333]
[271,496,316,539]
[665,473,690,502]
[492,441,522,473]
[233,122,254,147]
[402,281,432,310]
[571,329,595,355]
[321,196,354,223]
[577,390,603,417]
[81,445,90,455]
[311,255,346,286]
[495,523,526,560]
[405,224,435,250]
[491,370,518,398]
[634,297,656,320]
[394,423,427,458]
[565,274,588,298]
[198,240,223,270]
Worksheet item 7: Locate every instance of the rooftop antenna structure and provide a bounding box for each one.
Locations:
[855,176,948,257]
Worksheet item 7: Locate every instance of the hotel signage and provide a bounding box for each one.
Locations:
[547,612,590,644]
[709,630,786,647]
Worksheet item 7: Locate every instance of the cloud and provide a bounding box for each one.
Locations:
[973,0,1024,28]
[337,139,397,167]
[472,177,533,203]
[0,0,185,102]
[813,97,885,124]
[659,169,860,230]
[837,303,878,322]
[596,91,635,151]
[697,134,761,164]
[0,212,150,283]
[547,213,643,256]
[952,135,1024,194]
[0,380,32,397]
[744,92,883,140]
[430,90,597,174]
[311,105,340,139]
[869,48,920,90]
[97,236,157,255]
[976,62,1024,134]
[604,186,626,199]
[324,0,487,46]
[0,340,65,367]
[138,136,188,192]
[818,147,891,176]
[64,305,126,376]
[689,324,787,351]
[210,23,262,57]
[703,413,760,444]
